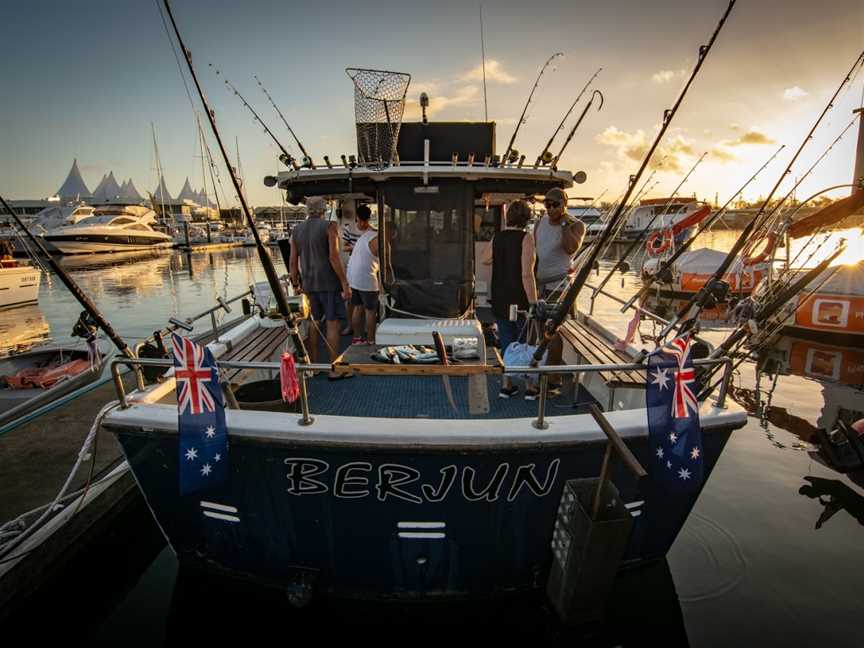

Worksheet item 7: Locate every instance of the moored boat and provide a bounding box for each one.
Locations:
[0,257,41,310]
[43,205,173,254]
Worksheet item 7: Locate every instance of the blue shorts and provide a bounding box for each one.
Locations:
[496,316,526,352]
[350,289,379,311]
[308,290,347,322]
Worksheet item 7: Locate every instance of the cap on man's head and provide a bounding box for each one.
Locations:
[356,204,372,220]
[544,187,568,204]
[305,196,326,215]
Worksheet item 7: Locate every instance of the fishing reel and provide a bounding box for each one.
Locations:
[529,299,561,323]
[506,149,521,165]
[699,279,730,309]
[71,311,98,342]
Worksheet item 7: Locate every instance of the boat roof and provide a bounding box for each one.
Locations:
[274,163,578,199]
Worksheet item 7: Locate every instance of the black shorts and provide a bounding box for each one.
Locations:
[350,289,379,311]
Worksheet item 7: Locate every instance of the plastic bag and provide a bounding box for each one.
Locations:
[503,341,547,381]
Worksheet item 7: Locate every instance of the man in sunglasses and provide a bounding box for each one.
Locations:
[533,187,585,396]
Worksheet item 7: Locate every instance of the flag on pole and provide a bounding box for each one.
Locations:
[645,335,703,492]
[172,334,228,495]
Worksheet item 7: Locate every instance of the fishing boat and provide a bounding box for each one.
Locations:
[103,94,747,601]
[43,205,173,254]
[641,246,772,299]
[0,257,41,310]
[774,261,864,347]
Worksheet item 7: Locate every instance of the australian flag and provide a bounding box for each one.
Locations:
[172,334,228,495]
[646,335,703,492]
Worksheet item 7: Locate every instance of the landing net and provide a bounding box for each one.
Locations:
[346,68,411,169]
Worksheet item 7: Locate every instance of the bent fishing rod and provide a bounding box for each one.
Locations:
[502,52,564,163]
[0,195,134,359]
[660,47,864,340]
[552,90,604,168]
[255,74,314,168]
[161,0,309,363]
[211,65,296,169]
[530,0,737,365]
[622,143,785,311]
[536,67,602,167]
[591,152,707,300]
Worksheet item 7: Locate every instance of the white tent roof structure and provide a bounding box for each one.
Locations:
[56,159,91,199]
[152,175,174,205]
[195,187,213,207]
[119,178,144,202]
[92,171,122,202]
[176,177,199,203]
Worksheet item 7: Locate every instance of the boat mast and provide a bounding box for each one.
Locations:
[151,122,168,223]
[160,0,306,358]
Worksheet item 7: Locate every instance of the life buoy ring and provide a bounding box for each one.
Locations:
[742,232,777,266]
[646,228,674,257]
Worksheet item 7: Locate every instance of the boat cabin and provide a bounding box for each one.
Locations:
[274,121,584,322]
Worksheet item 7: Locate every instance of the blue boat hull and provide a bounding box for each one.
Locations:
[112,423,733,599]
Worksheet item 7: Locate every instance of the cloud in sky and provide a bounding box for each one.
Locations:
[783,86,808,100]
[596,126,696,173]
[461,60,516,85]
[651,69,685,84]
[720,128,777,147]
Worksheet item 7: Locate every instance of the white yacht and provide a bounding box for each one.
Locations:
[0,202,96,253]
[43,205,174,254]
[0,258,41,310]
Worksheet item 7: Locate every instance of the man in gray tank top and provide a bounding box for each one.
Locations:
[533,187,585,395]
[289,196,352,379]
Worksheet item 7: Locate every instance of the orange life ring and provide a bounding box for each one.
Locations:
[646,228,674,257]
[742,232,777,266]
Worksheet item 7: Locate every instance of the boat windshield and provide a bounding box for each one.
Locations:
[381,181,473,317]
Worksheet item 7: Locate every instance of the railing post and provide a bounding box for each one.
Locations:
[112,361,128,409]
[532,373,550,430]
[210,311,220,343]
[715,358,733,409]
[298,371,314,426]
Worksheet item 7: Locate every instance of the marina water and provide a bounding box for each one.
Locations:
[3,242,862,646]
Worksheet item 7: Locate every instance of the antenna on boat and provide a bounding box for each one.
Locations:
[502,52,563,164]
[537,67,602,167]
[211,65,297,170]
[254,74,315,168]
[0,194,135,360]
[479,3,488,122]
[529,0,738,366]
[159,0,309,363]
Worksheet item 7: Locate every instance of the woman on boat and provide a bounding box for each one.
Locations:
[481,199,539,400]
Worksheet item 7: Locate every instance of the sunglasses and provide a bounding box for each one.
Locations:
[544,200,561,208]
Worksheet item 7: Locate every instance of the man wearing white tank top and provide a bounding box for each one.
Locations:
[533,187,586,395]
[346,204,380,343]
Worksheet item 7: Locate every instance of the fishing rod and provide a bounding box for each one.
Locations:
[161,0,309,363]
[755,117,858,238]
[590,170,662,261]
[529,0,737,365]
[254,74,314,168]
[0,195,134,359]
[698,242,845,396]
[660,48,864,340]
[536,67,602,167]
[622,143,785,312]
[210,65,296,169]
[502,52,564,164]
[591,152,707,300]
[551,90,604,168]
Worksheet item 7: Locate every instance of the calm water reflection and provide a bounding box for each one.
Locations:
[3,243,863,646]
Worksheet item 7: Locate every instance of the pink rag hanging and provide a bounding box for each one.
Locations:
[614,307,642,351]
[280,352,300,403]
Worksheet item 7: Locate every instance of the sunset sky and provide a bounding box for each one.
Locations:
[1,0,862,207]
